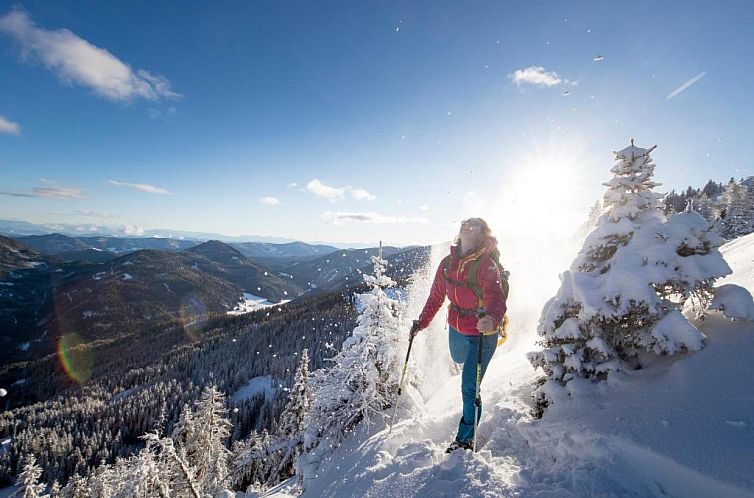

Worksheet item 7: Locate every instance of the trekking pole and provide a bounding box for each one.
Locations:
[472,329,484,452]
[388,331,415,434]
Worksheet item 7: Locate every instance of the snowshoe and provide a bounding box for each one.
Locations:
[445,440,472,453]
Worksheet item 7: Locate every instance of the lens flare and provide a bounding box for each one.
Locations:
[180,294,207,341]
[57,333,92,384]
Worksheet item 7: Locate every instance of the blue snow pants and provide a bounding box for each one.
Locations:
[448,325,498,444]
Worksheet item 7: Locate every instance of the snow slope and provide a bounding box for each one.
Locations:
[262,234,754,498]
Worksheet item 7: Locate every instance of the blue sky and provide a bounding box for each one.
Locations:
[1,1,753,245]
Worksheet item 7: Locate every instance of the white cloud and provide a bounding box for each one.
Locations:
[286,182,298,188]
[109,180,171,195]
[0,9,181,103]
[322,211,429,225]
[33,179,82,199]
[420,204,430,211]
[0,179,82,198]
[120,225,145,236]
[260,196,282,206]
[350,188,376,201]
[666,72,707,100]
[510,66,567,87]
[305,179,346,201]
[305,179,376,202]
[76,209,116,218]
[0,115,21,134]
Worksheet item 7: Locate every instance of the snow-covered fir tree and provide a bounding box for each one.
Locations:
[299,244,404,479]
[273,348,311,480]
[59,385,234,498]
[528,140,734,414]
[691,192,717,225]
[177,385,232,496]
[230,350,312,492]
[12,455,46,498]
[720,180,753,239]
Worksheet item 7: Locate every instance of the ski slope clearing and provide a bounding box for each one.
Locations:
[263,235,754,498]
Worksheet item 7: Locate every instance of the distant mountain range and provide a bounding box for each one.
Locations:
[0,233,429,368]
[0,219,379,248]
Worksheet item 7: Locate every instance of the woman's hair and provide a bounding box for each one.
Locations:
[455,217,500,259]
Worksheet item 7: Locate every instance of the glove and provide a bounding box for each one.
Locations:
[409,320,421,339]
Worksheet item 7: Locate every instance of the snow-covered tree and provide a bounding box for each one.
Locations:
[299,244,404,478]
[279,349,311,438]
[274,349,311,481]
[692,192,716,223]
[179,386,232,496]
[528,141,734,414]
[720,181,752,239]
[578,200,603,237]
[230,349,313,492]
[12,455,46,498]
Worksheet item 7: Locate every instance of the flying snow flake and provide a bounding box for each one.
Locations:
[401,134,406,139]
[496,40,501,44]
[593,55,604,62]
[284,290,288,295]
[264,271,268,276]
[395,27,400,32]
[232,338,237,342]
[257,287,261,291]
[447,111,453,116]
[0,389,6,397]
[586,29,592,33]
[483,64,489,69]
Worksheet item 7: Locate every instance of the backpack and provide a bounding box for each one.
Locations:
[442,253,510,344]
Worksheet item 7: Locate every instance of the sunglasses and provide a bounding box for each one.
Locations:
[461,219,482,229]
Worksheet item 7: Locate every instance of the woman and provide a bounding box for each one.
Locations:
[410,217,507,452]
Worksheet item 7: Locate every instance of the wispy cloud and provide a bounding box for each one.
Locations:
[0,179,82,199]
[286,182,298,188]
[510,66,569,87]
[0,190,34,198]
[34,182,82,198]
[0,9,181,103]
[76,209,117,218]
[108,180,171,195]
[666,71,707,100]
[322,211,429,225]
[260,196,282,206]
[305,179,376,202]
[0,115,21,135]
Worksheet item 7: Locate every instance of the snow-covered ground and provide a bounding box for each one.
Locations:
[262,234,754,498]
[228,293,289,315]
[230,375,278,403]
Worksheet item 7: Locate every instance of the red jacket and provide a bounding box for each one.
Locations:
[417,239,506,335]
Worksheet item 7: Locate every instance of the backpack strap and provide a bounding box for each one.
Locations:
[445,254,485,308]
[467,258,484,307]
[442,255,468,288]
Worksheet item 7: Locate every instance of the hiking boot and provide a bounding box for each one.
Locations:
[445,439,472,453]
